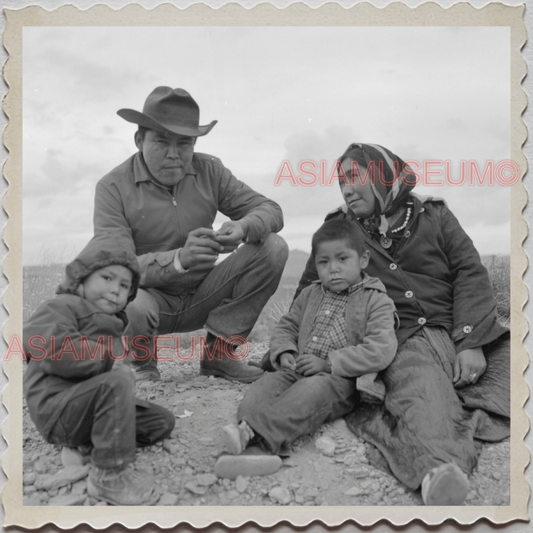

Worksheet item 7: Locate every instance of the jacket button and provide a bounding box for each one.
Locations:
[420,207,425,212]
[405,290,413,298]
[390,263,397,270]
[463,325,473,334]
[405,231,411,238]
[418,317,427,325]
[312,336,318,341]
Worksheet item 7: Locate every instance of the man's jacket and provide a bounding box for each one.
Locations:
[94,152,284,296]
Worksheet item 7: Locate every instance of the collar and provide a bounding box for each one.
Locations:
[316,272,370,295]
[133,151,198,185]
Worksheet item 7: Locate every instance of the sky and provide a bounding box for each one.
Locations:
[22,26,511,265]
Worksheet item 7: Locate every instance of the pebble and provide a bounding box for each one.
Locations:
[228,489,240,499]
[47,493,87,506]
[163,439,180,454]
[71,480,87,495]
[235,475,249,493]
[344,486,363,496]
[41,465,90,492]
[184,467,195,476]
[157,492,180,506]
[269,486,291,505]
[23,472,37,485]
[196,473,217,486]
[34,462,48,474]
[359,479,372,489]
[315,436,336,457]
[23,485,37,495]
[492,472,502,480]
[184,482,207,495]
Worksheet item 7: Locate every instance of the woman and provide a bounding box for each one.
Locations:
[292,143,510,505]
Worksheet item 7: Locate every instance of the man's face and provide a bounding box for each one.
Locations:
[136,129,196,187]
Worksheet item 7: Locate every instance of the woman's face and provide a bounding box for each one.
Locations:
[340,158,376,219]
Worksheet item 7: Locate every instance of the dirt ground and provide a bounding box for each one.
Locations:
[22,341,511,507]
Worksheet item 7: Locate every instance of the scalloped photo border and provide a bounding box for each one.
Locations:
[1,1,529,529]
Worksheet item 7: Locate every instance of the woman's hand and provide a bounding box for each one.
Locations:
[279,352,297,371]
[296,354,330,376]
[453,347,487,388]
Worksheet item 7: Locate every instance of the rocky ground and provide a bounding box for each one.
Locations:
[22,342,511,507]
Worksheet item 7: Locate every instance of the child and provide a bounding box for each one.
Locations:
[219,219,397,472]
[23,234,175,505]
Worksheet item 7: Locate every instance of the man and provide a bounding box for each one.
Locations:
[94,86,288,383]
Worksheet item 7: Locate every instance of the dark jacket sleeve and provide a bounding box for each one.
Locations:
[24,298,120,379]
[438,205,506,352]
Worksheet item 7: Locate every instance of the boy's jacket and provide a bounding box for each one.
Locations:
[23,234,140,439]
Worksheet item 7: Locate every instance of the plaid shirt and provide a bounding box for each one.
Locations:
[303,274,370,360]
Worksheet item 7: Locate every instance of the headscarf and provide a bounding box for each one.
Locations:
[338,143,417,237]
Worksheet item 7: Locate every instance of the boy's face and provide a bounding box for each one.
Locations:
[81,265,133,314]
[315,239,370,293]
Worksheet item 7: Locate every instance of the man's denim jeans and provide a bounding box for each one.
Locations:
[237,370,359,454]
[125,233,288,365]
[46,370,175,468]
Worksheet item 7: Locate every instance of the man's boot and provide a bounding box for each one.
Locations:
[199,334,264,383]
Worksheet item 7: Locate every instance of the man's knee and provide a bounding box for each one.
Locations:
[259,234,289,271]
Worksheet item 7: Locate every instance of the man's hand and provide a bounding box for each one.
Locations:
[215,220,248,253]
[279,352,297,371]
[453,347,487,388]
[296,354,330,376]
[179,228,224,270]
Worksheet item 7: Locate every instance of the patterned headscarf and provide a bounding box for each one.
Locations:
[338,143,417,236]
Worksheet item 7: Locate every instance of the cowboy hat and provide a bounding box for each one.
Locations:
[117,86,217,137]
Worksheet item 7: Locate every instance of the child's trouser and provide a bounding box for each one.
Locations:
[46,370,175,469]
[237,370,358,454]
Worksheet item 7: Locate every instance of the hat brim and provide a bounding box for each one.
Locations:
[117,109,217,137]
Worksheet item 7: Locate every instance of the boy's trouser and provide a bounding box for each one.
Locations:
[124,234,288,366]
[237,370,358,454]
[47,371,175,469]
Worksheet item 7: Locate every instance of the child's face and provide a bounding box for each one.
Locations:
[315,239,370,293]
[81,265,133,314]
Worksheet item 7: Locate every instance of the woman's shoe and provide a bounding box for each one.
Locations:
[421,462,469,505]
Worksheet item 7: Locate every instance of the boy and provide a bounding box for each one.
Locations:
[219,220,397,471]
[23,234,175,505]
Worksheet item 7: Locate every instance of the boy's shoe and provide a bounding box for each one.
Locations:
[214,452,282,480]
[222,421,255,455]
[61,445,92,467]
[87,463,160,506]
[421,462,469,505]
